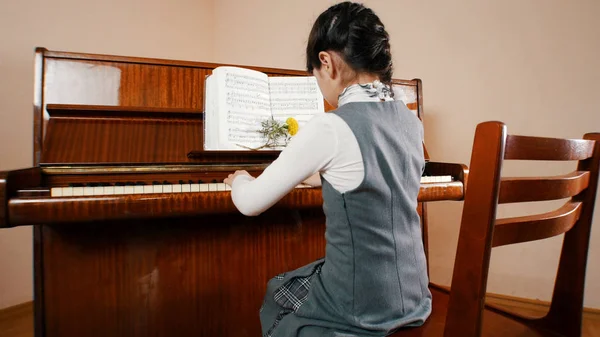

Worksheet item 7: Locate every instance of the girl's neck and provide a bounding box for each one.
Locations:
[341,72,380,89]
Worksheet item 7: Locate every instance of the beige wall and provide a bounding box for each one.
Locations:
[1,0,599,310]
[0,0,215,309]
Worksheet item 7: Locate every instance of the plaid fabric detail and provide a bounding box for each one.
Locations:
[273,274,312,311]
[264,263,323,337]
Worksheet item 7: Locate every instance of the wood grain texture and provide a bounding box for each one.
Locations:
[42,212,325,337]
[541,132,600,336]
[0,168,42,227]
[444,121,507,337]
[492,201,583,247]
[499,171,590,203]
[41,105,204,164]
[505,134,595,161]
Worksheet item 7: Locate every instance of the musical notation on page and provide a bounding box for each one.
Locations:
[269,76,325,124]
[270,98,320,112]
[224,73,270,95]
[226,92,271,111]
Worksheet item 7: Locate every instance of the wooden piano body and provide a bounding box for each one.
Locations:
[0,48,467,337]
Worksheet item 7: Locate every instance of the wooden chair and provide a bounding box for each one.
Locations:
[391,121,600,337]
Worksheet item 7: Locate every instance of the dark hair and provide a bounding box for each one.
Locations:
[306,1,393,88]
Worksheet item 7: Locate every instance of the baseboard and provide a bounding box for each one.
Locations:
[0,301,33,321]
[485,292,600,320]
[431,283,600,320]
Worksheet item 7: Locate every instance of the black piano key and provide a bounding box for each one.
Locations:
[179,180,185,184]
[152,181,161,185]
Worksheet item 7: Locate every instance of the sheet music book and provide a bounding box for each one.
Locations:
[203,66,325,150]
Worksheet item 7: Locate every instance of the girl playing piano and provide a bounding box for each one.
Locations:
[224,2,431,336]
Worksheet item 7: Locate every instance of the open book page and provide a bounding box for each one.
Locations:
[211,66,272,150]
[268,76,325,126]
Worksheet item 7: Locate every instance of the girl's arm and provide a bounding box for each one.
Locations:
[226,116,337,216]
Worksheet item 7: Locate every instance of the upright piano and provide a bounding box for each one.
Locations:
[0,48,468,337]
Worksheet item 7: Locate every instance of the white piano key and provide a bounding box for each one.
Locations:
[182,184,191,192]
[117,186,127,194]
[225,184,232,191]
[172,184,182,193]
[199,184,209,192]
[104,186,115,195]
[208,183,217,191]
[152,185,162,193]
[83,187,94,196]
[73,187,85,196]
[93,186,104,195]
[420,175,453,183]
[190,184,200,192]
[62,187,73,196]
[134,185,144,194]
[51,187,63,197]
[162,184,173,193]
[216,183,227,191]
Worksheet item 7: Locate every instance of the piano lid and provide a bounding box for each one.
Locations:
[34,48,424,166]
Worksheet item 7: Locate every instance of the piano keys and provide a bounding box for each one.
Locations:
[5,163,463,227]
[46,175,453,197]
[48,181,234,196]
[0,48,468,337]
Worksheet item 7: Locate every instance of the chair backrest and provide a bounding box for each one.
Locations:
[444,121,600,337]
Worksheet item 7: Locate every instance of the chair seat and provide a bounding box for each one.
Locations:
[388,285,554,337]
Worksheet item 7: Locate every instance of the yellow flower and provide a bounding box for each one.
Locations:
[286,117,299,136]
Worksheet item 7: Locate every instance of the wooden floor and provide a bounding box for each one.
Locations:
[485,295,600,336]
[0,302,33,337]
[0,299,598,336]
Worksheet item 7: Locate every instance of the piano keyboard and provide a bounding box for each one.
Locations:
[48,176,453,197]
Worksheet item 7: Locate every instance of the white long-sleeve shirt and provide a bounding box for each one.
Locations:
[231,112,364,216]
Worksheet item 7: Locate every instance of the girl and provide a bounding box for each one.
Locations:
[223,2,431,336]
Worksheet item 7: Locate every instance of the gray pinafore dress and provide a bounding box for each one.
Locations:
[259,100,432,337]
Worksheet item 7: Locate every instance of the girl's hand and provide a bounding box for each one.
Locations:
[223,170,254,187]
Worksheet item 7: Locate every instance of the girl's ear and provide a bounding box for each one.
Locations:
[318,51,334,79]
